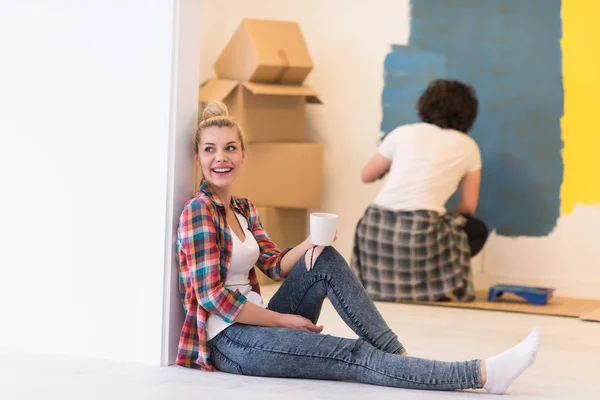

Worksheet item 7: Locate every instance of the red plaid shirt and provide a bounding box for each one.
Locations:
[176,179,289,370]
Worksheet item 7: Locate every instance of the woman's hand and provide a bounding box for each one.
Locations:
[304,230,338,271]
[279,236,317,275]
[277,313,324,333]
[281,231,339,274]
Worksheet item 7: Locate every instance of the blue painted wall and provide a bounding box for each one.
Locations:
[382,46,445,133]
[381,0,564,237]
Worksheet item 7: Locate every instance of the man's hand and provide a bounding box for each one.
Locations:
[277,314,324,333]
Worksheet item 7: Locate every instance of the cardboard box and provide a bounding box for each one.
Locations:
[234,142,324,209]
[199,79,320,143]
[256,207,307,249]
[214,18,313,85]
[194,143,324,208]
[254,207,308,285]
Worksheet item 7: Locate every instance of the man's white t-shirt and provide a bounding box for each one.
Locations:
[373,123,481,214]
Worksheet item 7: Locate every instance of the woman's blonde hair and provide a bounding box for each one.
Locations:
[195,100,245,153]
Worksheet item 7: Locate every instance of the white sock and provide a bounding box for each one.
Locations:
[483,328,540,394]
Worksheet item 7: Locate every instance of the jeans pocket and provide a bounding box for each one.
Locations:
[210,344,244,375]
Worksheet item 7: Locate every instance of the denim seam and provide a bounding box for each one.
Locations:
[221,331,470,387]
[290,271,394,352]
[323,274,378,346]
[290,272,374,345]
[287,276,326,317]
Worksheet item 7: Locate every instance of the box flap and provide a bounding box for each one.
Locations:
[198,79,239,102]
[214,21,259,83]
[242,82,322,103]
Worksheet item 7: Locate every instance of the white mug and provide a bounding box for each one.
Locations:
[310,213,338,246]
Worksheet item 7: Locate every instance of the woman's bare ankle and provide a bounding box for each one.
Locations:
[480,359,487,386]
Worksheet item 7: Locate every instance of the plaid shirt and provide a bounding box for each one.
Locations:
[176,179,289,371]
[351,205,475,302]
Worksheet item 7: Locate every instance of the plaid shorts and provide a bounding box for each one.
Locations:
[350,205,475,302]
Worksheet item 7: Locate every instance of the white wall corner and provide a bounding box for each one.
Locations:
[161,0,203,366]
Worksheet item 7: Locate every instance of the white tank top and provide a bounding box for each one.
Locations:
[205,212,267,341]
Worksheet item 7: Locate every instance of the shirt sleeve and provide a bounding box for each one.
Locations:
[178,200,247,323]
[466,141,482,172]
[378,126,405,160]
[247,200,290,281]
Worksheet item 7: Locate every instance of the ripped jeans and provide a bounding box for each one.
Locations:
[207,247,482,391]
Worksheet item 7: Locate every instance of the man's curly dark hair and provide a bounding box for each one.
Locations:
[416,79,478,133]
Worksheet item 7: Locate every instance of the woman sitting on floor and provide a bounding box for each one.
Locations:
[175,99,538,394]
[352,79,489,302]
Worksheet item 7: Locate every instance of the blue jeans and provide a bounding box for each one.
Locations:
[208,247,483,391]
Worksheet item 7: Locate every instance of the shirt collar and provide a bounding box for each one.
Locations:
[199,178,245,214]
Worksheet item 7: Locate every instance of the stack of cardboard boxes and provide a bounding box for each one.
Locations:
[196,18,324,285]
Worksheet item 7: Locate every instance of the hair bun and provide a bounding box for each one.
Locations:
[202,100,229,121]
